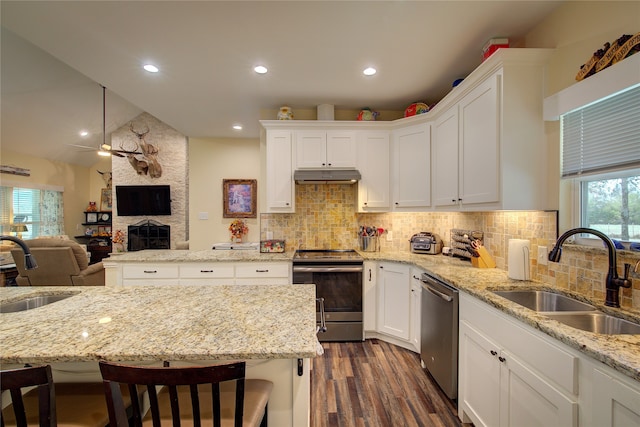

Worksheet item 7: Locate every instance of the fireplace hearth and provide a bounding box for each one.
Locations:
[128,220,170,251]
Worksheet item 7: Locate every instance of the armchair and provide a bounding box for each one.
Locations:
[11,239,105,286]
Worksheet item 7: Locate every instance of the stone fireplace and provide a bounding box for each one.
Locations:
[128,220,171,251]
[111,112,189,250]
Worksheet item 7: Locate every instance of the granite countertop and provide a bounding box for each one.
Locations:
[103,249,295,263]
[20,248,640,381]
[0,284,317,364]
[361,250,640,382]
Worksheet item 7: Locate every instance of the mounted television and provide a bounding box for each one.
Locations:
[115,185,171,216]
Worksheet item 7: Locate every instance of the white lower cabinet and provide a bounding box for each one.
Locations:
[409,268,423,353]
[377,262,411,340]
[179,263,235,285]
[121,264,179,286]
[459,293,578,427]
[363,261,378,332]
[588,363,640,427]
[234,262,290,285]
[119,262,290,286]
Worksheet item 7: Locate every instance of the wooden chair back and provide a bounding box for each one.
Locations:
[99,361,249,427]
[1,365,56,427]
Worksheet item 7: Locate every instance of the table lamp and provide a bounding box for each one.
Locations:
[11,224,28,239]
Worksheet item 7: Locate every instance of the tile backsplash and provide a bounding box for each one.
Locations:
[261,184,640,310]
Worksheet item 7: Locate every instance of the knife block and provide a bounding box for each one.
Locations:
[471,246,496,268]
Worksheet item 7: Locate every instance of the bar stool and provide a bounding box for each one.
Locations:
[1,364,130,427]
[99,360,273,427]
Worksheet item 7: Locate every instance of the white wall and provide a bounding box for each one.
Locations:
[189,137,261,250]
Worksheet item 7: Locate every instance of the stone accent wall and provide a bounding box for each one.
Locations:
[111,112,188,249]
[261,185,640,310]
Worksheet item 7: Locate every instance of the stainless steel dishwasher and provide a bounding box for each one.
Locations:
[420,272,459,400]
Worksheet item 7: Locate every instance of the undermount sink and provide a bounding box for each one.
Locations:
[0,293,76,313]
[544,312,640,335]
[492,290,596,312]
[492,289,640,335]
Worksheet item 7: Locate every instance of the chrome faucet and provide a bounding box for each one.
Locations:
[548,228,631,307]
[0,235,38,270]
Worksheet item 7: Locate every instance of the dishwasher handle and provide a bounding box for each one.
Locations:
[423,283,453,302]
[421,273,456,302]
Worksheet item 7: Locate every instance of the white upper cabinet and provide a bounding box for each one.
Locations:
[265,130,295,213]
[432,49,553,210]
[458,74,499,205]
[391,123,431,210]
[432,106,459,207]
[260,49,554,213]
[357,131,391,211]
[295,130,356,168]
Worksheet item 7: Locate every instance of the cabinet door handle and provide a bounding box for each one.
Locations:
[490,350,497,356]
[498,356,506,363]
[256,269,269,273]
[369,269,372,281]
[143,270,158,274]
[200,270,214,273]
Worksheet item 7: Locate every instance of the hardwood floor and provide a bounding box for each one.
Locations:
[310,339,472,427]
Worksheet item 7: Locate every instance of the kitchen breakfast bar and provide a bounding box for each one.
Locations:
[0,284,318,427]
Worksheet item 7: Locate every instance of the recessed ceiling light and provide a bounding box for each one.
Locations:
[143,64,159,73]
[363,67,377,76]
[254,65,268,74]
[80,130,89,137]
[233,124,243,130]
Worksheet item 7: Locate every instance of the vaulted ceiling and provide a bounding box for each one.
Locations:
[1,1,564,167]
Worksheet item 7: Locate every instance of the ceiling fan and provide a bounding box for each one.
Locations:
[67,85,141,158]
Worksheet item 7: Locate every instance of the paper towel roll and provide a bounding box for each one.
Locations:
[508,239,530,280]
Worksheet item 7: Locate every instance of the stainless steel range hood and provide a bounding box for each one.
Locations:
[294,169,361,184]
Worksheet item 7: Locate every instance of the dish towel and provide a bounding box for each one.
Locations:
[315,327,325,356]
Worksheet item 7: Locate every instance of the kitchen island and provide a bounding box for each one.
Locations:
[0,284,317,427]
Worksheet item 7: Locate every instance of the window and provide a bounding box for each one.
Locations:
[562,84,640,243]
[577,171,640,242]
[1,185,64,239]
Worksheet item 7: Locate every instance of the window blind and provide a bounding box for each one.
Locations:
[561,85,640,177]
[0,186,64,238]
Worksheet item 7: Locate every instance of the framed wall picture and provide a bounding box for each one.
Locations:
[100,188,112,211]
[223,179,256,218]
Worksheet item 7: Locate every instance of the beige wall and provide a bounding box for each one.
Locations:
[0,149,93,237]
[525,1,640,232]
[189,137,261,250]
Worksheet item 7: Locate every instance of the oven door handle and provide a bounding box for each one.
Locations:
[316,297,327,333]
[293,266,364,273]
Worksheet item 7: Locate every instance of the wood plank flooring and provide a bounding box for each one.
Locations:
[310,339,472,427]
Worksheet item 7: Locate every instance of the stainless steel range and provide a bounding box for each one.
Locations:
[293,249,364,342]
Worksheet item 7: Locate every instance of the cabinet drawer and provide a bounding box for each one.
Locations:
[122,265,179,279]
[180,264,234,279]
[235,263,289,278]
